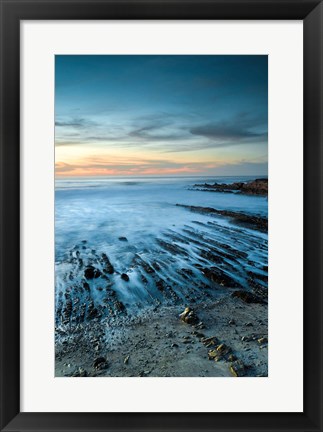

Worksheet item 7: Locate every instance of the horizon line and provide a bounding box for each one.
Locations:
[55,173,268,179]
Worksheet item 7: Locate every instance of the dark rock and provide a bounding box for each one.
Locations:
[193,178,268,196]
[118,237,128,242]
[179,307,199,325]
[176,204,268,232]
[247,270,268,284]
[232,290,266,304]
[201,336,218,347]
[230,359,246,377]
[208,343,231,362]
[88,306,100,319]
[228,354,237,362]
[93,357,107,370]
[101,253,114,274]
[200,250,224,264]
[152,262,161,271]
[201,267,241,288]
[208,349,217,360]
[84,266,101,279]
[115,300,126,312]
[216,343,230,355]
[157,239,188,256]
[121,273,129,282]
[133,255,155,274]
[251,285,268,300]
[195,332,206,340]
[156,279,166,292]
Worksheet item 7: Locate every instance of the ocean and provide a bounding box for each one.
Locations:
[55,176,268,320]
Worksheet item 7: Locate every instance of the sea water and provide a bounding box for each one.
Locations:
[55,175,267,260]
[55,176,268,314]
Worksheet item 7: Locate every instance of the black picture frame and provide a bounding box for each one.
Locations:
[0,1,322,431]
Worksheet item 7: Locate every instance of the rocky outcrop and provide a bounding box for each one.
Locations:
[231,290,266,304]
[192,178,268,196]
[176,204,267,232]
[201,267,242,288]
[100,253,114,274]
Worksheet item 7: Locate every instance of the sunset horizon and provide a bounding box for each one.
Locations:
[55,55,268,177]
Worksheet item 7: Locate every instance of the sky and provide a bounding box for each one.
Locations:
[55,55,268,177]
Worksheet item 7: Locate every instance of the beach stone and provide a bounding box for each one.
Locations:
[84,266,101,279]
[258,337,268,344]
[201,336,218,347]
[195,321,205,329]
[93,357,107,370]
[241,336,252,342]
[179,307,199,325]
[228,354,237,362]
[207,343,231,362]
[216,343,230,355]
[229,360,246,377]
[72,367,87,377]
[208,349,218,360]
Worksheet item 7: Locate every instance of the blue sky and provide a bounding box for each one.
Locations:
[55,55,268,176]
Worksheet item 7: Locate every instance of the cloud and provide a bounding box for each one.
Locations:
[129,125,186,142]
[190,123,266,142]
[55,162,78,173]
[55,118,97,128]
[55,111,268,154]
[189,111,267,145]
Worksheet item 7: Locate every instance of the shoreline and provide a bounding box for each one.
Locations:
[55,295,268,378]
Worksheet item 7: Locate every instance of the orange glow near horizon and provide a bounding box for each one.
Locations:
[55,143,231,177]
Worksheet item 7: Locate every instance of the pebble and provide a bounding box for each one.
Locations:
[229,359,246,377]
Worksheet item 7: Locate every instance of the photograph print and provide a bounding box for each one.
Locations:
[55,55,268,377]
